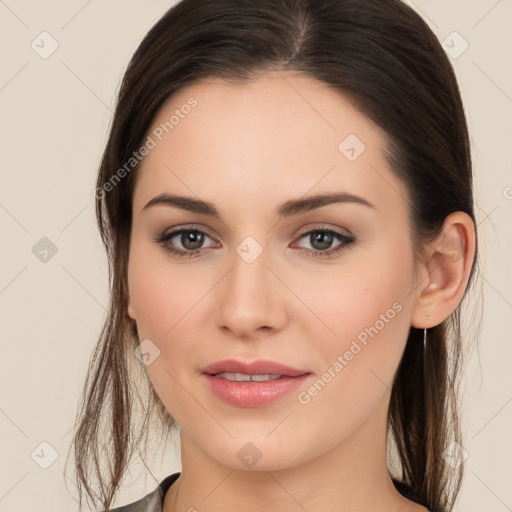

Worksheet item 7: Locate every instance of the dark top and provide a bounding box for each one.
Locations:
[108,472,426,511]
[108,473,180,512]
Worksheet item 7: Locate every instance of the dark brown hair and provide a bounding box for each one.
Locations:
[65,1,478,510]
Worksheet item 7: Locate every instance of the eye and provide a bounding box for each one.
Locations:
[154,225,355,259]
[154,225,219,258]
[293,227,355,258]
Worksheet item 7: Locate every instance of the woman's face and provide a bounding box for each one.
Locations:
[127,71,422,471]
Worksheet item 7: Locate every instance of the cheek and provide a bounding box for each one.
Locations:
[289,261,414,440]
[300,245,415,382]
[127,246,208,422]
[128,241,210,340]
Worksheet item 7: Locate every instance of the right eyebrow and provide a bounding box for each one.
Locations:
[142,193,219,217]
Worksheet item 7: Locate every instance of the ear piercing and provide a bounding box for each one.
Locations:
[424,312,430,349]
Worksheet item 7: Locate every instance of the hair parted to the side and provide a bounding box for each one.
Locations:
[65,1,479,510]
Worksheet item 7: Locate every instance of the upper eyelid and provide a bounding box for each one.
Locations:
[161,224,217,239]
[161,223,350,236]
[296,225,352,238]
[293,228,354,248]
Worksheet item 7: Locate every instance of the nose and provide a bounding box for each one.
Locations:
[215,243,288,339]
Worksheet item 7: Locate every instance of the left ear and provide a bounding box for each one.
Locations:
[411,211,476,329]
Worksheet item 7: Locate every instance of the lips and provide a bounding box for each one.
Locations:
[201,359,312,407]
[201,359,310,377]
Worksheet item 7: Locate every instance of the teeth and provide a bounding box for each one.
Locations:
[214,372,282,382]
[250,374,282,382]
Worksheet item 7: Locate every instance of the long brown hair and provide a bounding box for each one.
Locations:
[65,1,479,510]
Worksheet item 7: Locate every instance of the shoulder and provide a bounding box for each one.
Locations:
[107,472,181,512]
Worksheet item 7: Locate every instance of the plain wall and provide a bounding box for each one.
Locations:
[0,1,511,511]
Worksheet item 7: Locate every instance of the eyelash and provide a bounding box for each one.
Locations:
[154,224,356,259]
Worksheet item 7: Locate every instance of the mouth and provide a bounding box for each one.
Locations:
[201,359,312,407]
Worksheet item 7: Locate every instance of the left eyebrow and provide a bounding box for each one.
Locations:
[276,192,375,217]
[141,191,375,217]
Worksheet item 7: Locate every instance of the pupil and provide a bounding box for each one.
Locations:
[311,232,332,251]
[182,231,204,250]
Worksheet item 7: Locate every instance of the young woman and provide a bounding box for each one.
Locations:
[67,1,478,511]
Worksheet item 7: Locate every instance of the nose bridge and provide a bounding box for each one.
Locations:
[215,235,287,336]
[231,237,269,294]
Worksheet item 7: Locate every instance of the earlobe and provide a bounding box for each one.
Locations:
[411,211,476,329]
[127,301,135,320]
[124,286,136,320]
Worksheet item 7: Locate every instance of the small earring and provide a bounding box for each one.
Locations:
[424,312,430,349]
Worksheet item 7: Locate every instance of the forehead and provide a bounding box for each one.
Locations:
[132,71,409,218]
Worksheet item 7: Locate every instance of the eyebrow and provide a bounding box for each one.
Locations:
[142,191,374,218]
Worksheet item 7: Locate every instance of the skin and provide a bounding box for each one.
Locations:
[126,71,475,512]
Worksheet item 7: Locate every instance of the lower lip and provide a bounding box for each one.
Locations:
[203,373,311,407]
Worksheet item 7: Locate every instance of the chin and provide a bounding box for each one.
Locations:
[203,437,306,472]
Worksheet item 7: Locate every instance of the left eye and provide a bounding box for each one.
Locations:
[294,229,355,256]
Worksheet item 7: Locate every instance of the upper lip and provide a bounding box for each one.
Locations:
[201,359,310,377]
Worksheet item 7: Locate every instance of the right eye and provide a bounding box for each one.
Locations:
[154,226,220,258]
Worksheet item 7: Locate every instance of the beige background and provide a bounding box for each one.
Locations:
[0,1,511,511]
